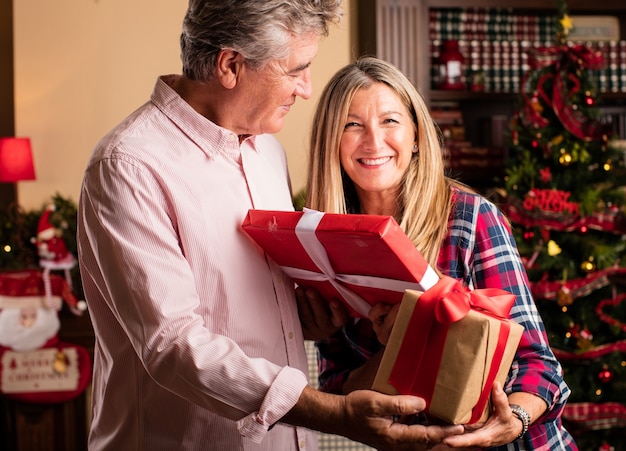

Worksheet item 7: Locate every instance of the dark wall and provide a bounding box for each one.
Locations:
[0,0,17,207]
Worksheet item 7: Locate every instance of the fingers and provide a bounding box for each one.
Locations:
[296,286,348,340]
[368,303,399,345]
[442,383,517,448]
[489,382,510,415]
[329,298,350,328]
[368,303,393,324]
[343,391,465,451]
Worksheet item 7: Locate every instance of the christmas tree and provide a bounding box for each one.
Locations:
[504,2,626,449]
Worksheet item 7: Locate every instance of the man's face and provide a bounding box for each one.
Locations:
[233,33,319,136]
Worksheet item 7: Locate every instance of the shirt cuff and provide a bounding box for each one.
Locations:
[237,366,308,443]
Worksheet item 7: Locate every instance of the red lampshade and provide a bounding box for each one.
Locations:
[0,137,36,182]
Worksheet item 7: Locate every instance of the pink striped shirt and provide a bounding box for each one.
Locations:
[77,75,315,450]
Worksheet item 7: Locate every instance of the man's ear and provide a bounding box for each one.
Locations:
[215,49,245,89]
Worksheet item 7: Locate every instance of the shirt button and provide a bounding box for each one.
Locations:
[299,439,305,449]
[288,332,294,339]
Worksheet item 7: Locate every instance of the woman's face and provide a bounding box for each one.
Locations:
[339,83,416,202]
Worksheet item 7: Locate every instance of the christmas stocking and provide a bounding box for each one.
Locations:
[0,270,91,404]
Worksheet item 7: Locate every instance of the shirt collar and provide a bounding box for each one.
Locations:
[150,75,258,157]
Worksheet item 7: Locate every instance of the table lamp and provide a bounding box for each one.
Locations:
[0,137,36,182]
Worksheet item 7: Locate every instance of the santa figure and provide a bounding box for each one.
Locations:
[0,295,61,352]
[34,204,76,268]
[32,205,85,312]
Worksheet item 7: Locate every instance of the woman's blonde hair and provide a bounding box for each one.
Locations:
[306,56,458,266]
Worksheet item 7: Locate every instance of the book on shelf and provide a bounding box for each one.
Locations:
[429,8,626,94]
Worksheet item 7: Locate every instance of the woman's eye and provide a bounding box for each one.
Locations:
[344,122,360,129]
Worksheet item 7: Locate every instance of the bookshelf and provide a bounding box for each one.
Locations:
[355,0,626,189]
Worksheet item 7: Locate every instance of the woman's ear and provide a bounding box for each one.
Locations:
[215,49,245,89]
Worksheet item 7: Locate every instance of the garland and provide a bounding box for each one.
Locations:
[530,267,626,301]
[505,198,626,234]
[521,43,607,141]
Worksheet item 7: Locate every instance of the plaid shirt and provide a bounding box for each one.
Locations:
[317,188,578,450]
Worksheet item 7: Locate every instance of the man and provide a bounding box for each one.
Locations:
[77,1,462,450]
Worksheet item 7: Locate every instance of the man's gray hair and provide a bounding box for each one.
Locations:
[180,0,343,81]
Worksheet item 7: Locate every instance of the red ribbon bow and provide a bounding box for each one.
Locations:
[430,276,516,324]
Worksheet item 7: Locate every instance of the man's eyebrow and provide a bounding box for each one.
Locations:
[290,61,311,73]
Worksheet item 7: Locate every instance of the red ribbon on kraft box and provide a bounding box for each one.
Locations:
[374,276,523,424]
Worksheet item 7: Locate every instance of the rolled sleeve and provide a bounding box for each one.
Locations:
[237,366,309,442]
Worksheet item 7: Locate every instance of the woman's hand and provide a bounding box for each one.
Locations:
[296,286,349,340]
[440,383,527,449]
[368,302,400,345]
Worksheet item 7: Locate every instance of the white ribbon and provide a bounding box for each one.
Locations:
[284,208,439,317]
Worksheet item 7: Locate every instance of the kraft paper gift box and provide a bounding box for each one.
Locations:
[372,277,524,425]
[241,208,439,318]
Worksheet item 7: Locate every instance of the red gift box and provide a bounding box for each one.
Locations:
[241,208,439,318]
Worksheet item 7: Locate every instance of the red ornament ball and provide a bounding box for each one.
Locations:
[598,368,613,384]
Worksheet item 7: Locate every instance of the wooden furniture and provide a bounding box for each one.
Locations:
[355,0,626,188]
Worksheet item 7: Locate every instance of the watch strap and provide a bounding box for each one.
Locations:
[509,404,530,440]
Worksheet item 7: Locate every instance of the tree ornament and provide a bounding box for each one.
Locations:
[577,328,594,351]
[603,159,612,171]
[599,442,614,451]
[547,240,562,256]
[550,135,564,146]
[539,167,552,183]
[581,257,596,272]
[559,150,573,166]
[557,286,573,306]
[598,366,613,384]
[530,92,543,113]
[560,14,573,35]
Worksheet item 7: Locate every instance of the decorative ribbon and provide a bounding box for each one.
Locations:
[554,340,626,362]
[281,208,440,317]
[504,200,626,235]
[388,276,516,424]
[563,402,626,431]
[521,43,606,141]
[530,267,626,302]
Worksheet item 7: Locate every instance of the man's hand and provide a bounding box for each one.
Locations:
[331,389,464,451]
[296,286,349,340]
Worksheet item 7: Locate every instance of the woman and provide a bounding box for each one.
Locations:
[305,56,577,450]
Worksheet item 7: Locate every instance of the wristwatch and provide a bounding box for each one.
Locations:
[509,404,531,440]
